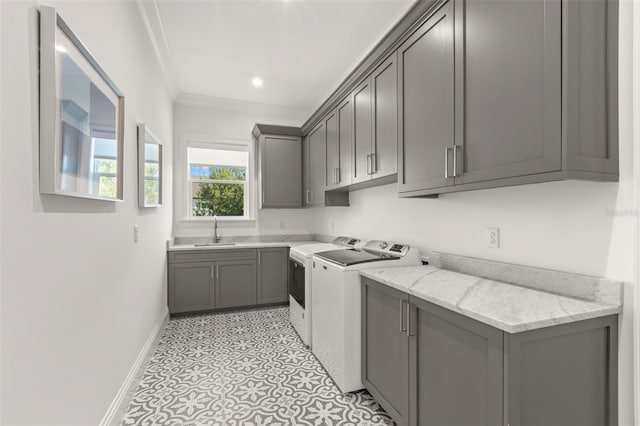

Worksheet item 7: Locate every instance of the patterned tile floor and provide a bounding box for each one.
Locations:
[122,307,395,426]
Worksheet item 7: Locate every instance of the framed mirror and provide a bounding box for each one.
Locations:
[39,6,125,201]
[137,124,163,207]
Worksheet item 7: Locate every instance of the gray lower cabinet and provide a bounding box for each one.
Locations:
[409,296,503,426]
[257,247,289,304]
[361,277,618,426]
[168,248,289,315]
[361,279,410,426]
[169,262,215,314]
[215,260,257,309]
[253,124,303,208]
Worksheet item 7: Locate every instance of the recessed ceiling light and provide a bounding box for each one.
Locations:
[55,45,67,53]
[252,77,263,88]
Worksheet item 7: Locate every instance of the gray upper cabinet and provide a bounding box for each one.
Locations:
[257,247,289,304]
[352,54,399,186]
[453,0,562,186]
[253,124,303,208]
[337,97,353,187]
[305,122,327,206]
[352,79,374,185]
[325,109,340,190]
[398,0,455,193]
[361,278,410,426]
[371,53,398,180]
[398,0,617,197]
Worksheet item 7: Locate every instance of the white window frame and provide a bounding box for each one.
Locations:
[178,134,256,222]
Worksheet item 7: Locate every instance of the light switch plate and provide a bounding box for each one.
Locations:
[487,227,500,249]
[134,225,140,243]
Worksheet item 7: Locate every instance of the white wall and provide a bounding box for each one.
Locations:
[0,1,173,424]
[173,95,312,238]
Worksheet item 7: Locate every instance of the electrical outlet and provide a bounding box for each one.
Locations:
[133,225,140,243]
[280,221,285,230]
[331,221,335,231]
[487,227,500,249]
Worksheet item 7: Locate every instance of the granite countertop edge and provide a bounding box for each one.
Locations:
[167,241,318,252]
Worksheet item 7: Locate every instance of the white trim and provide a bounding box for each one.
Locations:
[99,309,169,426]
[633,0,640,421]
[135,0,180,99]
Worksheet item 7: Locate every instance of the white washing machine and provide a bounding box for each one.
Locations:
[288,236,362,347]
[311,240,421,393]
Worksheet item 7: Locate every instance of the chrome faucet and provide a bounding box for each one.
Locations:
[213,215,220,243]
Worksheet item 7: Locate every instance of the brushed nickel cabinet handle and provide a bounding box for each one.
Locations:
[453,145,461,177]
[366,154,371,175]
[400,299,407,332]
[258,251,261,265]
[336,167,341,183]
[444,146,453,178]
[306,190,311,204]
[371,153,377,174]
[215,265,219,279]
[210,265,214,280]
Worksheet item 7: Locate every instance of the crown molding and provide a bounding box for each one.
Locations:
[136,0,180,99]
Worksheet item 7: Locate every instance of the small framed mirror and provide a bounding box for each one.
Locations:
[137,124,163,207]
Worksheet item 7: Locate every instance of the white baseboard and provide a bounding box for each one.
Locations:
[99,309,169,426]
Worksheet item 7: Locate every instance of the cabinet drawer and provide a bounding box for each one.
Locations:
[169,249,256,264]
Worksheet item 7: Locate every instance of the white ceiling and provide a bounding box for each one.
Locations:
[139,0,414,116]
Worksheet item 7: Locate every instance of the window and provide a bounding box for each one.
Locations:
[187,145,250,218]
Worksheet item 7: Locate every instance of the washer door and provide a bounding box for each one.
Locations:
[288,258,305,308]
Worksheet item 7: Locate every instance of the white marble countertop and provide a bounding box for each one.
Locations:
[360,266,622,333]
[167,241,319,252]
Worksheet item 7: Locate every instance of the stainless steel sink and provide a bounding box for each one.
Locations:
[194,243,236,247]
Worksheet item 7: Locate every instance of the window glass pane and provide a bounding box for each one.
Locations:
[192,182,244,217]
[145,162,159,178]
[190,165,246,181]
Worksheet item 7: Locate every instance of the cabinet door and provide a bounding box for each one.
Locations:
[337,97,353,187]
[214,260,257,309]
[261,135,302,208]
[409,296,503,426]
[398,0,455,194]
[454,0,561,185]
[361,278,410,426]
[169,262,214,314]
[302,135,311,206]
[325,109,340,190]
[257,248,289,304]
[352,78,373,184]
[507,315,618,426]
[308,122,326,206]
[372,53,398,179]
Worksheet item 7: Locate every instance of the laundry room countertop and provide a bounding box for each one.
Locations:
[360,265,623,333]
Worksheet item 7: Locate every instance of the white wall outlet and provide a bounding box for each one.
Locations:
[133,225,140,243]
[331,221,335,231]
[487,227,500,249]
[280,221,285,230]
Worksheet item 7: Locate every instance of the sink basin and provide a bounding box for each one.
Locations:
[194,243,236,247]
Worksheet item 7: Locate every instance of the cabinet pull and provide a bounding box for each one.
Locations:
[400,299,407,332]
[210,265,214,280]
[453,145,461,177]
[215,265,219,279]
[371,153,377,174]
[261,190,265,204]
[336,167,341,183]
[444,146,453,178]
[306,190,311,204]
[366,154,371,175]
[258,251,261,264]
[407,303,415,337]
